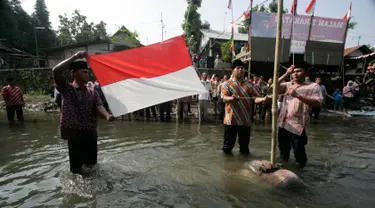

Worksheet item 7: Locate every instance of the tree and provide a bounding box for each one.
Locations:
[33,0,56,50]
[238,1,288,34]
[182,0,210,54]
[220,41,232,63]
[110,26,142,51]
[348,21,357,30]
[56,10,109,46]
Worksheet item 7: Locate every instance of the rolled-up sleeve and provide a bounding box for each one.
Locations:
[93,90,103,106]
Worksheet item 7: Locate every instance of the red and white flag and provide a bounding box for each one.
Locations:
[305,0,316,15]
[344,2,352,20]
[87,36,207,117]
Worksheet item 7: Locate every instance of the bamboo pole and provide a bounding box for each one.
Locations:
[271,0,284,165]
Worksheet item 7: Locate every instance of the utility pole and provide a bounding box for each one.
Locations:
[357,36,361,46]
[161,12,165,41]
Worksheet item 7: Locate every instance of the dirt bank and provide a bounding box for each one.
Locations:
[0,95,59,113]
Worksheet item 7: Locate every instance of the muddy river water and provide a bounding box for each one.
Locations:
[0,112,374,207]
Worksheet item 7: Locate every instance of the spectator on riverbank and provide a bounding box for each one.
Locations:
[53,51,114,175]
[278,63,323,168]
[221,60,267,155]
[1,77,25,124]
[198,72,212,122]
[343,80,355,115]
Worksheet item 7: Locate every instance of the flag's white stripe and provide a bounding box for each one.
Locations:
[101,65,207,117]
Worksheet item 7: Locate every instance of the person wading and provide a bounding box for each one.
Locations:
[278,63,323,168]
[1,77,25,124]
[221,60,270,155]
[53,51,114,175]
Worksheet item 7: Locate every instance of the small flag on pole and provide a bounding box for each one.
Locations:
[344,2,352,20]
[290,0,297,15]
[305,0,316,15]
[227,0,232,9]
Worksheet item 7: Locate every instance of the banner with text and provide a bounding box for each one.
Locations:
[250,12,347,54]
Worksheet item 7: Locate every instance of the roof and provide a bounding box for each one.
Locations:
[349,51,375,60]
[344,45,373,57]
[0,42,32,56]
[200,29,248,42]
[44,39,110,52]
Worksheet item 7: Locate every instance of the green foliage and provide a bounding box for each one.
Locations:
[238,1,288,34]
[33,0,56,51]
[220,41,232,63]
[348,21,357,30]
[182,0,210,54]
[56,10,109,46]
[0,69,53,94]
[366,44,375,51]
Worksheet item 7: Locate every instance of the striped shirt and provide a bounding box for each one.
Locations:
[1,85,24,106]
[278,81,323,136]
[221,79,260,126]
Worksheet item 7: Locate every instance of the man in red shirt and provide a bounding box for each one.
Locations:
[1,77,25,124]
[53,51,114,175]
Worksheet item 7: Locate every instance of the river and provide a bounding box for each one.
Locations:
[0,112,375,208]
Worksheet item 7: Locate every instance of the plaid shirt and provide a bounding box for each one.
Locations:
[278,81,323,135]
[221,79,260,126]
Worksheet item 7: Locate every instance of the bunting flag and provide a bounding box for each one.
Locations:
[344,2,352,20]
[227,0,232,9]
[305,0,316,15]
[87,36,207,117]
[242,0,253,20]
[290,0,297,15]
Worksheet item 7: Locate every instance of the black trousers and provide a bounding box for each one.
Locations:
[67,130,98,174]
[6,105,24,121]
[218,101,225,122]
[261,102,272,121]
[159,102,172,122]
[278,127,307,165]
[223,125,251,154]
[311,107,321,119]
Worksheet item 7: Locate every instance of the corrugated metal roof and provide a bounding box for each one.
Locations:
[200,29,248,41]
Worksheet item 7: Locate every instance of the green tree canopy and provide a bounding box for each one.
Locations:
[238,0,288,34]
[33,0,56,50]
[56,10,109,46]
[182,0,210,54]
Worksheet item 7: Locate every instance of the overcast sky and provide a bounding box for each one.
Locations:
[21,0,375,48]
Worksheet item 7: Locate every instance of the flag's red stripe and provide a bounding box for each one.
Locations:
[87,35,192,87]
[305,0,315,13]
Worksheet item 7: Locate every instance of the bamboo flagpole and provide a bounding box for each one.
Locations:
[247,0,253,79]
[341,2,352,88]
[289,0,297,65]
[270,0,284,165]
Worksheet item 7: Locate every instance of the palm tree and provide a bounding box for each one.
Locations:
[348,21,357,30]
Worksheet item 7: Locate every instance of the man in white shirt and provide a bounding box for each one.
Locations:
[198,72,212,122]
[311,77,327,119]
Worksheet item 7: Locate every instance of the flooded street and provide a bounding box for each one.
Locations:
[1,112,375,208]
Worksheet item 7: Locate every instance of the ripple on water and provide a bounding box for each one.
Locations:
[1,115,375,207]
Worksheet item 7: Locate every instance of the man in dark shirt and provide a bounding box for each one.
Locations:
[53,51,114,175]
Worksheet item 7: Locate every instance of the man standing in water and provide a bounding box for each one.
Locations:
[1,77,25,124]
[53,51,114,174]
[221,60,270,155]
[278,63,323,168]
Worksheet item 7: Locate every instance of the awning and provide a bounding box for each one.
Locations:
[348,51,375,59]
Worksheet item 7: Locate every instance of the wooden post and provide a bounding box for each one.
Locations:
[341,17,351,88]
[271,0,284,165]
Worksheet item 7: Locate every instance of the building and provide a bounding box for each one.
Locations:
[344,45,374,77]
[45,26,142,67]
[0,42,36,70]
[199,29,248,58]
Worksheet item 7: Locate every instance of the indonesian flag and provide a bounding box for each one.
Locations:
[242,0,253,20]
[344,2,352,20]
[87,36,207,117]
[305,0,316,15]
[290,0,297,15]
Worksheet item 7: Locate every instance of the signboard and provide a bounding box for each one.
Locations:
[250,12,347,54]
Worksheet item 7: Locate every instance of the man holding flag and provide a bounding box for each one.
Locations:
[53,51,114,175]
